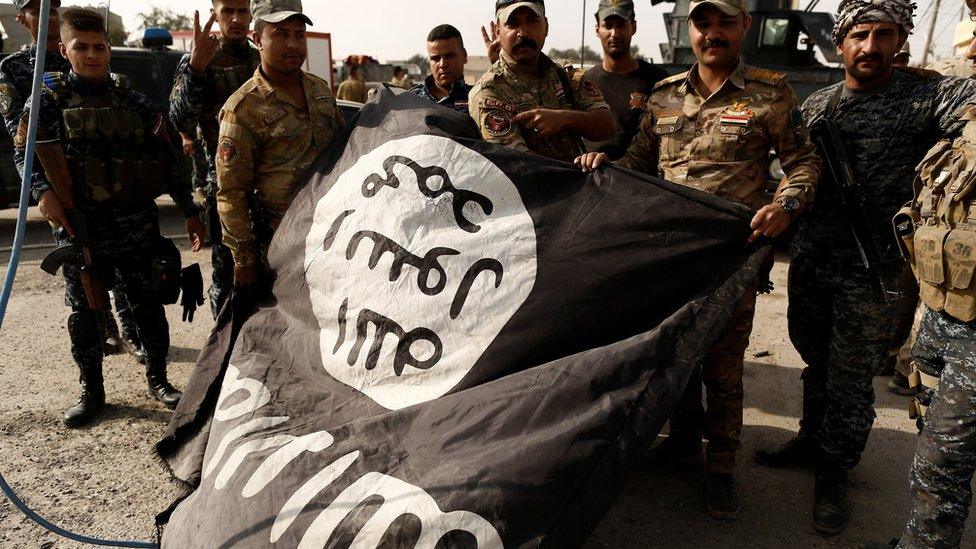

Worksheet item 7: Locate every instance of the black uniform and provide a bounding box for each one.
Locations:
[583,59,669,159]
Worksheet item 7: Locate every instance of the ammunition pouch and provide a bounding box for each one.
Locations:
[905,134,976,322]
[152,235,182,305]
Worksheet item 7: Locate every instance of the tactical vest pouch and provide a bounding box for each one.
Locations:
[127,111,144,144]
[151,235,182,305]
[81,108,98,140]
[893,204,918,263]
[63,108,85,141]
[110,154,136,197]
[943,229,976,322]
[96,107,117,140]
[115,109,132,140]
[914,225,949,311]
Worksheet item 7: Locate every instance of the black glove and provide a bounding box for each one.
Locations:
[180,263,205,322]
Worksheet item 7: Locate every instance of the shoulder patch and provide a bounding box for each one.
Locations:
[744,67,787,87]
[41,71,67,92]
[110,73,130,90]
[217,137,239,166]
[653,71,688,91]
[483,110,512,137]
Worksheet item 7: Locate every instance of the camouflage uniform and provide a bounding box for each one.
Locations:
[896,105,976,549]
[409,76,472,114]
[789,68,976,471]
[336,76,367,103]
[216,69,343,268]
[170,40,260,317]
[618,60,821,473]
[469,51,611,163]
[15,71,197,393]
[0,46,141,343]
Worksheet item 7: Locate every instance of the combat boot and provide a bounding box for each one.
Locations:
[121,332,148,364]
[63,362,105,428]
[754,435,817,467]
[706,473,740,520]
[146,360,182,409]
[813,460,849,535]
[644,434,703,470]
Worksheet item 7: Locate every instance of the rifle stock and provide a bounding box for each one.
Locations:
[812,118,902,303]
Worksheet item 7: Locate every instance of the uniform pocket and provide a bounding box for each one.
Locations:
[652,116,684,162]
[944,229,976,322]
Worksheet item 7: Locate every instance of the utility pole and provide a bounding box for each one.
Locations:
[920,0,942,67]
[581,0,587,67]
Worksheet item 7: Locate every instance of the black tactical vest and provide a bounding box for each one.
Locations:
[46,72,165,207]
[200,43,261,153]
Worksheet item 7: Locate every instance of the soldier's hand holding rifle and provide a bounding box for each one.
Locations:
[37,189,74,237]
[189,11,220,74]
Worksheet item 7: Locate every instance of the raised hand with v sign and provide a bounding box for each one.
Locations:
[189,10,220,74]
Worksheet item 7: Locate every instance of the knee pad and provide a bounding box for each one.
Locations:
[67,309,101,348]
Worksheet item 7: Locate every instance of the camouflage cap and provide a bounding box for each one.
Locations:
[251,0,313,26]
[596,0,635,21]
[13,0,61,10]
[496,0,545,23]
[688,0,748,17]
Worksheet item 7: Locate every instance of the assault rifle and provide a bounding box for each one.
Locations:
[40,211,106,311]
[36,143,107,311]
[811,118,902,303]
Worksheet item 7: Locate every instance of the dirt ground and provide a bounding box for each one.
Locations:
[1,201,973,548]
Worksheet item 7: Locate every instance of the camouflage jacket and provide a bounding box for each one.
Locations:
[15,71,196,218]
[169,40,260,190]
[469,51,611,163]
[216,69,344,267]
[0,45,71,139]
[618,60,820,212]
[336,77,367,103]
[793,67,976,263]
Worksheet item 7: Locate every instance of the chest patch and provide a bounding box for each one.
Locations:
[719,100,753,127]
[264,108,286,126]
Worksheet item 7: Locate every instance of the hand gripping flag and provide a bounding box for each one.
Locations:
[156,91,770,548]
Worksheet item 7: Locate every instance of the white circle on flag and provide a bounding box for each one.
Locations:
[303,135,537,410]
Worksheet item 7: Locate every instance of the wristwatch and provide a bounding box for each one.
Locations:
[775,195,801,215]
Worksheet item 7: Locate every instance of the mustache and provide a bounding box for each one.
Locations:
[702,38,730,49]
[513,38,538,50]
[855,53,883,63]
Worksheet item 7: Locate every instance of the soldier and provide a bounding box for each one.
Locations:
[753,0,976,534]
[576,0,820,520]
[0,0,145,361]
[584,0,669,159]
[16,8,205,427]
[216,0,344,291]
[389,66,413,89]
[409,24,472,114]
[170,0,259,318]
[336,64,367,103]
[469,0,615,163]
[896,6,976,546]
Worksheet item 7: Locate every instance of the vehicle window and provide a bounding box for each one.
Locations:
[761,17,791,47]
[109,57,164,105]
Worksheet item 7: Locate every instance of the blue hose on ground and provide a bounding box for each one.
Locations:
[0,2,157,546]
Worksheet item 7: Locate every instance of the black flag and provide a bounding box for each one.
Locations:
[157,91,768,547]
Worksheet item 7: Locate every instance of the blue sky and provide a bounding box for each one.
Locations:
[65,0,966,64]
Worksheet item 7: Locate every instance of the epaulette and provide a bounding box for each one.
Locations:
[110,73,130,90]
[895,65,943,80]
[744,66,788,87]
[653,71,688,91]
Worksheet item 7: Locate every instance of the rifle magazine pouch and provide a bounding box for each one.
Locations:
[943,229,976,322]
[914,225,949,311]
[62,108,85,141]
[81,108,98,140]
[97,107,116,141]
[84,156,111,202]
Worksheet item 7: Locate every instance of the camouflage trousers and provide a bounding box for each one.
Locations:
[57,206,170,369]
[899,308,976,549]
[669,285,758,474]
[788,253,901,470]
[206,195,234,319]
